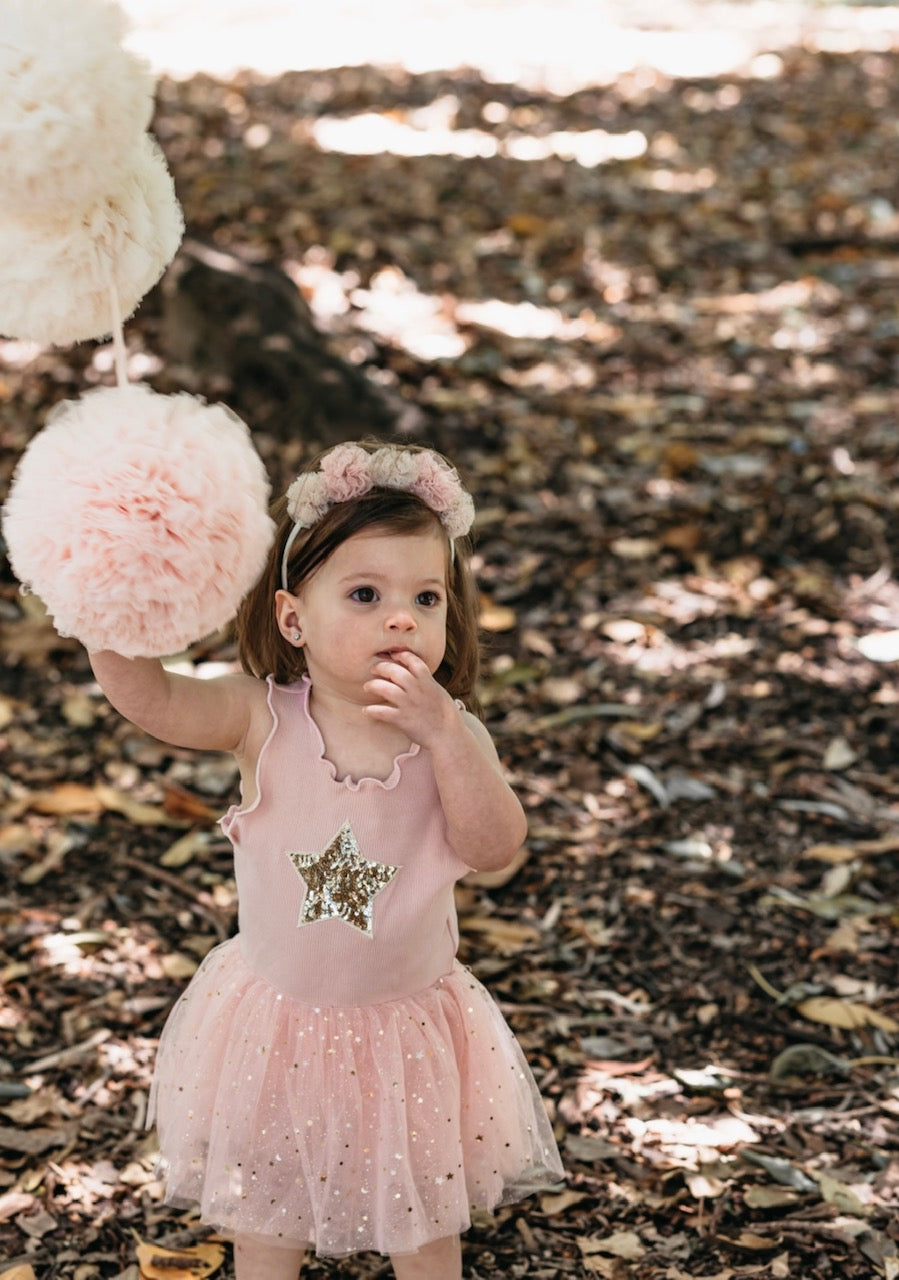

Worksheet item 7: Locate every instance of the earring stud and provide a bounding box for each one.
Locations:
[292,630,301,643]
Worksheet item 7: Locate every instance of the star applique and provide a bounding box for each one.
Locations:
[286,820,399,936]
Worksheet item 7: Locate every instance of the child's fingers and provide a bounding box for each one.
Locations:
[386,650,428,674]
[364,676,403,701]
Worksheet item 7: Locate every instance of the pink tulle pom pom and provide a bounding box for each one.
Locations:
[2,385,276,657]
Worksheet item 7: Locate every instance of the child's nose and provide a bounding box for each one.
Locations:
[387,608,416,631]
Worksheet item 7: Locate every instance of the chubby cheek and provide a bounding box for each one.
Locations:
[425,626,448,674]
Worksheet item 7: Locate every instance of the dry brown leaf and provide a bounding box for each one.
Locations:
[457,916,541,951]
[0,1266,37,1280]
[816,1172,871,1217]
[162,783,220,823]
[581,1054,654,1076]
[161,952,199,980]
[0,1192,37,1224]
[540,1189,590,1214]
[661,523,703,551]
[610,536,658,560]
[134,1234,225,1280]
[801,843,859,864]
[160,830,213,868]
[579,1231,645,1259]
[744,1186,802,1209]
[96,785,182,826]
[581,1259,616,1278]
[61,691,98,728]
[14,782,104,817]
[505,213,551,237]
[796,995,899,1033]
[815,920,862,956]
[719,1231,783,1252]
[479,600,517,632]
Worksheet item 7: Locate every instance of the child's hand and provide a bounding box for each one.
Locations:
[362,652,456,747]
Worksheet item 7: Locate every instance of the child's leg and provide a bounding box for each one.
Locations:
[233,1235,306,1280]
[390,1234,462,1280]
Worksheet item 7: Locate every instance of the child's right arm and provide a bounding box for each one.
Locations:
[88,650,267,756]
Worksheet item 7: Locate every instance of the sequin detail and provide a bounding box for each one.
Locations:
[287,820,399,936]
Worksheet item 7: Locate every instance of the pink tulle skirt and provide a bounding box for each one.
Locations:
[148,939,564,1257]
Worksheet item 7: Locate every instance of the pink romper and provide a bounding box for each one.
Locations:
[148,676,563,1257]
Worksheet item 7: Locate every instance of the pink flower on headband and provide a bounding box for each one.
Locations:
[283,445,475,548]
[411,453,475,538]
[411,452,458,513]
[320,444,374,502]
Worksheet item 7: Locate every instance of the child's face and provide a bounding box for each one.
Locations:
[281,526,449,697]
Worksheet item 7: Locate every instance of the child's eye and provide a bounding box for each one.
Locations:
[350,586,378,603]
[417,590,441,607]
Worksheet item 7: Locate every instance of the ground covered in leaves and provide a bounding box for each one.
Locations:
[2,16,899,1280]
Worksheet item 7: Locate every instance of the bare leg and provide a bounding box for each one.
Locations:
[233,1235,306,1280]
[391,1234,462,1280]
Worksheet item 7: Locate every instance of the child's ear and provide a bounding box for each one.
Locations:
[274,589,304,645]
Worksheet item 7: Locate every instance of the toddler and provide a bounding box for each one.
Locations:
[89,441,564,1280]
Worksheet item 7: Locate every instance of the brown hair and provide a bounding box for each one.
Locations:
[235,446,482,714]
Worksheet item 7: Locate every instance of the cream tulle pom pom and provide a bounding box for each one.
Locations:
[0,134,184,345]
[0,0,155,214]
[2,385,276,658]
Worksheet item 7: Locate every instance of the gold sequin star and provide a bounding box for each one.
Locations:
[286,821,399,936]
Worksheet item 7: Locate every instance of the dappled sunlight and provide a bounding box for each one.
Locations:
[311,110,648,165]
[291,255,624,366]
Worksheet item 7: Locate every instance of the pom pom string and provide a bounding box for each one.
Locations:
[103,255,129,387]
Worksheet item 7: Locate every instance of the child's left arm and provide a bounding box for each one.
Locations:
[364,654,527,872]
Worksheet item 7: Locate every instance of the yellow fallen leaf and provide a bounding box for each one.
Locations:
[134,1234,225,1280]
[796,995,899,1034]
[0,1267,37,1280]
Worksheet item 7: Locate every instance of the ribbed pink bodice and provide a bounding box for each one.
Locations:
[220,677,470,1006]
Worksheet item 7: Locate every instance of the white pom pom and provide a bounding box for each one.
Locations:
[0,0,155,215]
[2,385,276,657]
[0,134,184,344]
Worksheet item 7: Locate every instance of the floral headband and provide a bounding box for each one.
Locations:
[280,443,475,590]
